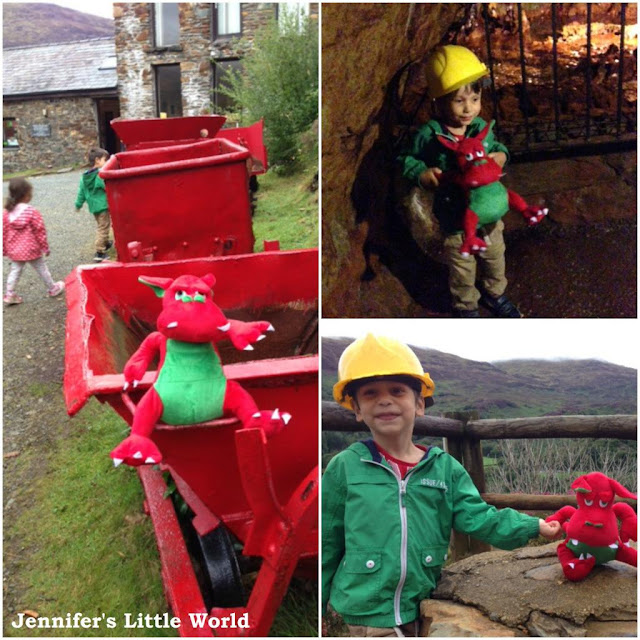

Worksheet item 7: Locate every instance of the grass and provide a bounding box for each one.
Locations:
[252,137,318,251]
[5,401,170,638]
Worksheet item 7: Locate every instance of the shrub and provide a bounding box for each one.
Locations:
[216,7,318,171]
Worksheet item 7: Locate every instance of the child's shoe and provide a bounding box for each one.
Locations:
[94,251,109,262]
[453,308,480,318]
[48,281,65,297]
[3,292,23,305]
[481,294,522,318]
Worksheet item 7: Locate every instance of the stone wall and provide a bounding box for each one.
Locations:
[114,2,319,118]
[3,97,100,173]
[114,3,213,117]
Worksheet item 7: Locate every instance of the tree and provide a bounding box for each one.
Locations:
[216,7,318,171]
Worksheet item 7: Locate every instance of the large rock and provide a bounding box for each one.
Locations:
[423,543,637,637]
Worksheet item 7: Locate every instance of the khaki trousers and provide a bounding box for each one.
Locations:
[94,210,111,252]
[443,219,507,311]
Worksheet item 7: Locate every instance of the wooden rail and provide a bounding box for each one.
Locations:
[322,402,637,558]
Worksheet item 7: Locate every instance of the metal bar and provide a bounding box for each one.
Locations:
[616,3,627,137]
[482,3,500,132]
[551,4,560,144]
[585,3,592,140]
[517,3,530,149]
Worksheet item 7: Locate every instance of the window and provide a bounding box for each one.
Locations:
[155,65,182,117]
[154,3,180,47]
[213,59,243,112]
[277,2,310,30]
[3,118,19,148]
[214,2,241,38]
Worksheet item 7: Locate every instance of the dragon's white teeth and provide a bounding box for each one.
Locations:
[586,553,593,559]
[133,380,139,388]
[272,408,280,420]
[218,322,231,332]
[113,458,123,467]
[568,562,575,569]
[571,539,578,546]
[609,543,619,549]
[243,344,254,351]
[133,451,143,459]
[123,382,129,391]
[167,321,178,328]
[579,553,585,561]
[257,334,266,341]
[252,412,261,418]
[282,412,292,425]
[145,457,156,464]
[267,324,275,332]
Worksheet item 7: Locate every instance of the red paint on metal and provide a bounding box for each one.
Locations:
[62,247,318,636]
[138,465,213,637]
[100,138,255,262]
[111,116,227,149]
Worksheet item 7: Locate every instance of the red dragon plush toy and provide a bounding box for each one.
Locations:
[436,121,548,257]
[110,273,290,468]
[545,472,637,581]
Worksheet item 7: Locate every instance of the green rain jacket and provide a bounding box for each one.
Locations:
[322,440,540,628]
[399,117,511,234]
[75,168,108,214]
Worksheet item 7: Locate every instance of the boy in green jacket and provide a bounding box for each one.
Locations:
[322,334,561,637]
[75,147,112,262]
[399,45,522,318]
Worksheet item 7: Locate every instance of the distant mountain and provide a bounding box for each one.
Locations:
[322,337,637,418]
[3,3,113,48]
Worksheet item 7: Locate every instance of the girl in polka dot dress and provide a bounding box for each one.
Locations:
[3,178,64,305]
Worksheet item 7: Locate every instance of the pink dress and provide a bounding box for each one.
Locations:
[3,203,49,262]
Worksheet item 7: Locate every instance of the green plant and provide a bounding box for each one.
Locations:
[217,7,318,171]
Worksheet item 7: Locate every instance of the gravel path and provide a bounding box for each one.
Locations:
[3,169,108,622]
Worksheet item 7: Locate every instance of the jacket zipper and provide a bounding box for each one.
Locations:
[362,458,420,626]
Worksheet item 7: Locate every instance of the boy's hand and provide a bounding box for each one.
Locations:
[419,167,442,189]
[488,151,507,168]
[539,518,563,540]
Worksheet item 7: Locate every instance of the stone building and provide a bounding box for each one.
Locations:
[114,2,318,119]
[2,37,119,174]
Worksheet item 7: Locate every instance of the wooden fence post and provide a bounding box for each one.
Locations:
[444,411,491,558]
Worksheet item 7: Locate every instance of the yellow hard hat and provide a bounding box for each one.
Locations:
[333,334,435,409]
[425,45,488,99]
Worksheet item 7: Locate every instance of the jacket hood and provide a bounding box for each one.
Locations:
[81,168,101,187]
[347,440,444,464]
[5,203,31,229]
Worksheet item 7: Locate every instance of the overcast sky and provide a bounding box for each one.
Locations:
[321,319,638,369]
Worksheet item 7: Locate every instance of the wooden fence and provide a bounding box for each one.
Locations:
[322,402,637,557]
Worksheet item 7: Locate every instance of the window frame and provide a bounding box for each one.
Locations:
[213,2,242,39]
[3,117,19,149]
[154,63,183,118]
[212,57,243,112]
[153,2,181,49]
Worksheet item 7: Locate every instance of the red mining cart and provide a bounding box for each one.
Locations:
[101,116,268,263]
[63,115,318,636]
[63,250,318,636]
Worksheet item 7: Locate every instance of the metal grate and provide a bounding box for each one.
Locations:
[479,3,636,159]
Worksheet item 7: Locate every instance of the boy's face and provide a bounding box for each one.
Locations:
[443,86,482,128]
[352,380,425,438]
[95,155,109,169]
